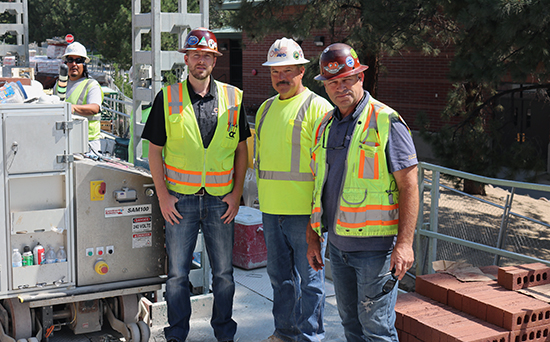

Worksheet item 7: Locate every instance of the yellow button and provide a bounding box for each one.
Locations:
[94,260,109,275]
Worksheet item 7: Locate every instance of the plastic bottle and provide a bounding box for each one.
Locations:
[33,242,45,265]
[12,248,22,268]
[22,246,33,266]
[56,246,67,263]
[0,81,28,104]
[44,245,56,264]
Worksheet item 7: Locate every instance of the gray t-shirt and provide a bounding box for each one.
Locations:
[66,77,103,107]
[321,90,418,252]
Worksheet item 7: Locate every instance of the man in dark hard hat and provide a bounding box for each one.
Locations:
[306,43,419,342]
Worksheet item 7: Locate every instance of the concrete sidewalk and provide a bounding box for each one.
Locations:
[149,266,346,342]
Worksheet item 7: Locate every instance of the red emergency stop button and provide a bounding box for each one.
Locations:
[94,260,109,275]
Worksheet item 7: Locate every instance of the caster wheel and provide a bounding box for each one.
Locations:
[137,321,150,342]
[127,322,141,342]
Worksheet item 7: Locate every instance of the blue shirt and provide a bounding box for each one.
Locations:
[321,91,418,252]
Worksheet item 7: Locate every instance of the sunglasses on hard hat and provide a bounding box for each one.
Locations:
[64,57,86,64]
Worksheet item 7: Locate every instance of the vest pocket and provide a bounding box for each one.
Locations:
[167,114,184,138]
[358,143,379,180]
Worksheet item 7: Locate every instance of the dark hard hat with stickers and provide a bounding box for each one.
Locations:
[314,43,368,81]
[178,27,223,57]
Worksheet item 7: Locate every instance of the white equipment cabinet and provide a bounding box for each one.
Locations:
[0,103,170,342]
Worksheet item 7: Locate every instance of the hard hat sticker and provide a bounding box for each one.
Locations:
[324,62,345,74]
[270,47,287,58]
[350,49,358,59]
[188,36,199,46]
[198,37,208,46]
[346,56,355,67]
[293,51,300,60]
[208,39,218,49]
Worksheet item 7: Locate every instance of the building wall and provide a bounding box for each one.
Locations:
[377,46,455,131]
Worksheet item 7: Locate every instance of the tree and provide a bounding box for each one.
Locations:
[419,0,550,191]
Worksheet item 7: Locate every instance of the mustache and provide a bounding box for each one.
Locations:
[276,81,290,86]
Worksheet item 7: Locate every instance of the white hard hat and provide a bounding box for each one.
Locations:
[262,37,310,67]
[62,42,90,63]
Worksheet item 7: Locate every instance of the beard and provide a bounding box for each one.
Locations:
[189,65,211,80]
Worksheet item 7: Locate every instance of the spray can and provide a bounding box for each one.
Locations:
[33,242,45,265]
[22,246,33,266]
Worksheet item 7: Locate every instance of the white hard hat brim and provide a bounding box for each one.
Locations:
[262,58,310,67]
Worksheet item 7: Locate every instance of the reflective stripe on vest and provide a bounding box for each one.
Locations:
[167,82,239,135]
[256,92,316,182]
[337,203,399,229]
[165,164,234,188]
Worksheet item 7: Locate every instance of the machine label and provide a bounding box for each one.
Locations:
[132,216,152,232]
[132,232,152,248]
[105,204,152,218]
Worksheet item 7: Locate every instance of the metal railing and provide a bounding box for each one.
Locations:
[416,162,550,275]
[101,89,132,140]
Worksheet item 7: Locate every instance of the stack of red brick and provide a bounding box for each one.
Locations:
[395,263,550,342]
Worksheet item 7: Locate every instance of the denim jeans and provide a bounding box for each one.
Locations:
[262,213,326,342]
[329,242,399,342]
[164,191,237,342]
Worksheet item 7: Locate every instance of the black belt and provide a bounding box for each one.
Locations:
[194,188,206,196]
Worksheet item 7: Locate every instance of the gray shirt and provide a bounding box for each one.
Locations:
[321,91,418,252]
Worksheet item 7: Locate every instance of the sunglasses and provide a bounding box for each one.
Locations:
[65,57,86,64]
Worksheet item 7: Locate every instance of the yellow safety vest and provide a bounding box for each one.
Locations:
[64,78,104,141]
[163,80,243,196]
[310,97,402,237]
[255,89,333,214]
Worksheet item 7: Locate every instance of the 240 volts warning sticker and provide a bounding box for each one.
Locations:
[133,216,152,232]
[105,204,152,218]
[133,232,152,248]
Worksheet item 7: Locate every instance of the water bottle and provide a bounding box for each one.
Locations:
[33,242,45,265]
[56,246,67,263]
[0,81,28,104]
[44,245,56,264]
[22,246,33,266]
[12,248,22,268]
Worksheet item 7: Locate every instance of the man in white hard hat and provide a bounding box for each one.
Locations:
[255,38,333,342]
[57,42,104,153]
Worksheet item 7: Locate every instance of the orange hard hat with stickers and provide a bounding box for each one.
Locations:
[314,43,368,81]
[179,27,223,57]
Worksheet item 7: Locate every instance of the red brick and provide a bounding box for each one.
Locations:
[509,325,550,342]
[398,293,509,342]
[498,263,550,290]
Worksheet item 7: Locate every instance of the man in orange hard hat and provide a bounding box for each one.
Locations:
[142,27,250,342]
[307,43,419,342]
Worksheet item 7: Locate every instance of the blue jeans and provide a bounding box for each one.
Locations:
[329,242,399,342]
[164,191,236,342]
[262,213,326,342]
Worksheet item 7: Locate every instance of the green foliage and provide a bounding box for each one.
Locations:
[423,0,550,181]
